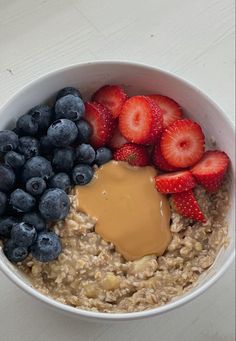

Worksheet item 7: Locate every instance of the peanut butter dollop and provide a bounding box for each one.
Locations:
[76,161,171,260]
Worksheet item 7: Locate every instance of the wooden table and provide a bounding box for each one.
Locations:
[0,0,235,340]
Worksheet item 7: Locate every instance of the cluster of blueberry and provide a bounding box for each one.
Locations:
[0,87,112,263]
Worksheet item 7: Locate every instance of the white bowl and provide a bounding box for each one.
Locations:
[0,61,235,322]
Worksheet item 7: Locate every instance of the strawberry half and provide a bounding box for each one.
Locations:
[147,94,183,128]
[155,171,196,194]
[84,102,115,148]
[191,150,229,192]
[92,85,128,118]
[114,143,150,166]
[172,190,206,222]
[108,127,128,150]
[161,119,205,168]
[119,96,163,145]
[152,141,180,172]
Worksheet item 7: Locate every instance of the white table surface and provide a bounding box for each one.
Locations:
[0,0,235,340]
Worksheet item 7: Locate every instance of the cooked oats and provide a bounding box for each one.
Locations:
[17,180,230,313]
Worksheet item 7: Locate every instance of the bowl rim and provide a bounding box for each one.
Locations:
[0,60,235,321]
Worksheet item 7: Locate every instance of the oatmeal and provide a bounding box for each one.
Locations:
[0,83,232,314]
[17,179,230,313]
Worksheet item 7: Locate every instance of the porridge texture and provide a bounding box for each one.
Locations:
[17,180,230,313]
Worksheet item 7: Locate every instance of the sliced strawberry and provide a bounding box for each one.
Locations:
[172,190,206,222]
[191,150,229,192]
[108,127,128,150]
[161,119,205,168]
[152,141,180,172]
[119,96,163,145]
[155,171,196,194]
[92,85,128,118]
[84,102,115,148]
[113,143,150,166]
[147,95,183,128]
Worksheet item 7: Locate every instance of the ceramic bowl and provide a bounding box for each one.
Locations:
[0,61,235,322]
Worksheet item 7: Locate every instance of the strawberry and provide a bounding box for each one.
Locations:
[92,85,128,118]
[172,190,206,222]
[155,171,196,194]
[108,127,128,150]
[147,95,183,128]
[152,141,180,172]
[191,150,229,192]
[84,102,115,148]
[113,143,150,166]
[119,96,163,145]
[161,119,205,168]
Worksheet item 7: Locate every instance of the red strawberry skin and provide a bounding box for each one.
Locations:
[155,171,196,194]
[84,102,115,148]
[172,190,206,222]
[92,85,128,118]
[113,143,150,167]
[148,94,183,128]
[108,127,128,150]
[191,150,229,192]
[152,141,180,172]
[161,119,205,168]
[119,96,163,145]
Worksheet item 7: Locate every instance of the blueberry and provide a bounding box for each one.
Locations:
[31,231,61,262]
[48,173,71,192]
[9,189,36,212]
[4,239,28,263]
[4,151,25,170]
[23,212,46,232]
[76,119,92,144]
[22,156,53,183]
[26,177,46,196]
[0,164,15,193]
[16,114,38,136]
[28,105,52,133]
[0,192,7,216]
[0,216,18,238]
[52,147,75,173]
[40,135,54,155]
[95,147,113,166]
[55,95,85,122]
[76,143,95,165]
[0,130,19,152]
[56,87,82,100]
[39,188,70,221]
[11,222,37,247]
[72,164,94,185]
[17,136,40,159]
[47,119,78,147]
